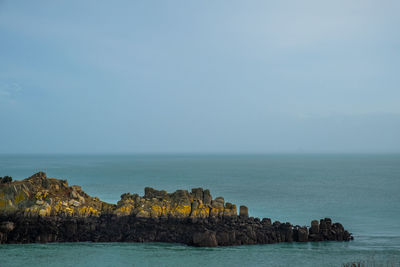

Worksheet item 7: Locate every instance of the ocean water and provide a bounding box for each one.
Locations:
[0,154,399,266]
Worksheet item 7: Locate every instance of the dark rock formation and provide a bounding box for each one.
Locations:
[0,176,12,184]
[0,172,353,247]
[239,205,249,218]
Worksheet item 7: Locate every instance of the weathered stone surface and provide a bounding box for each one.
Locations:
[193,231,218,247]
[0,221,14,232]
[293,226,308,242]
[262,218,272,226]
[0,172,353,246]
[239,205,249,218]
[203,189,212,205]
[0,172,109,217]
[191,188,203,200]
[310,220,319,234]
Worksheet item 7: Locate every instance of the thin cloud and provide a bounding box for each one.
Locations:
[0,82,22,104]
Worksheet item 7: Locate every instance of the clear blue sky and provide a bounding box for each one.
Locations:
[0,0,399,153]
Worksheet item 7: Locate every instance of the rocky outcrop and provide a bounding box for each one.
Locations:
[0,172,113,217]
[0,172,353,246]
[0,172,235,219]
[115,187,236,218]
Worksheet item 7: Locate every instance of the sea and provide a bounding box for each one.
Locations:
[0,154,399,266]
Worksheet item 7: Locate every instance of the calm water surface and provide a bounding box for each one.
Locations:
[0,154,399,266]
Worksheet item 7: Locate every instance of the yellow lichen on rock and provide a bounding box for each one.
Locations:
[65,207,74,216]
[174,204,191,217]
[115,205,134,216]
[35,191,49,201]
[39,204,51,216]
[210,207,225,217]
[77,206,100,217]
[161,205,172,217]
[149,205,162,217]
[53,201,63,214]
[0,199,6,209]
[136,208,150,218]
[14,191,26,205]
[1,172,240,219]
[191,203,210,218]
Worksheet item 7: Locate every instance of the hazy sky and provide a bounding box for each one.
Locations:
[0,0,399,153]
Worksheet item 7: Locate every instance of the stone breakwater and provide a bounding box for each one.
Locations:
[0,172,353,247]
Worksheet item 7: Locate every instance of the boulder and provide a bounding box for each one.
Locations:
[70,190,78,199]
[262,218,272,226]
[172,190,190,205]
[0,221,15,232]
[203,190,212,205]
[293,226,308,242]
[310,220,319,234]
[239,205,249,218]
[144,187,168,199]
[192,231,218,247]
[191,188,203,200]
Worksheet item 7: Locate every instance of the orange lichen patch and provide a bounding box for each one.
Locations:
[77,206,100,217]
[115,205,134,216]
[161,205,172,217]
[64,207,74,216]
[1,172,242,221]
[150,205,162,217]
[210,207,225,217]
[174,205,191,216]
[136,208,150,218]
[191,204,210,218]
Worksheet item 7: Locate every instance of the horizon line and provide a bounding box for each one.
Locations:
[1,152,399,156]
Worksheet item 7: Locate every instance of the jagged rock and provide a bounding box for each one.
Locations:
[70,190,78,199]
[223,202,237,217]
[310,220,319,234]
[203,189,212,205]
[0,172,105,217]
[0,172,353,246]
[69,200,81,207]
[293,226,308,242]
[239,205,249,218]
[191,188,203,200]
[193,231,218,247]
[144,187,167,199]
[0,221,14,232]
[262,218,272,225]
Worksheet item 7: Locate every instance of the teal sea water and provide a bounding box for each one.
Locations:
[0,154,399,266]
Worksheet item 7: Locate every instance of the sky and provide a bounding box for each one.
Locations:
[0,0,399,154]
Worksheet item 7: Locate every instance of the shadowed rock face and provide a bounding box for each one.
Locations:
[0,172,353,246]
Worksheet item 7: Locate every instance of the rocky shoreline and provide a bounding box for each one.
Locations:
[0,172,353,247]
